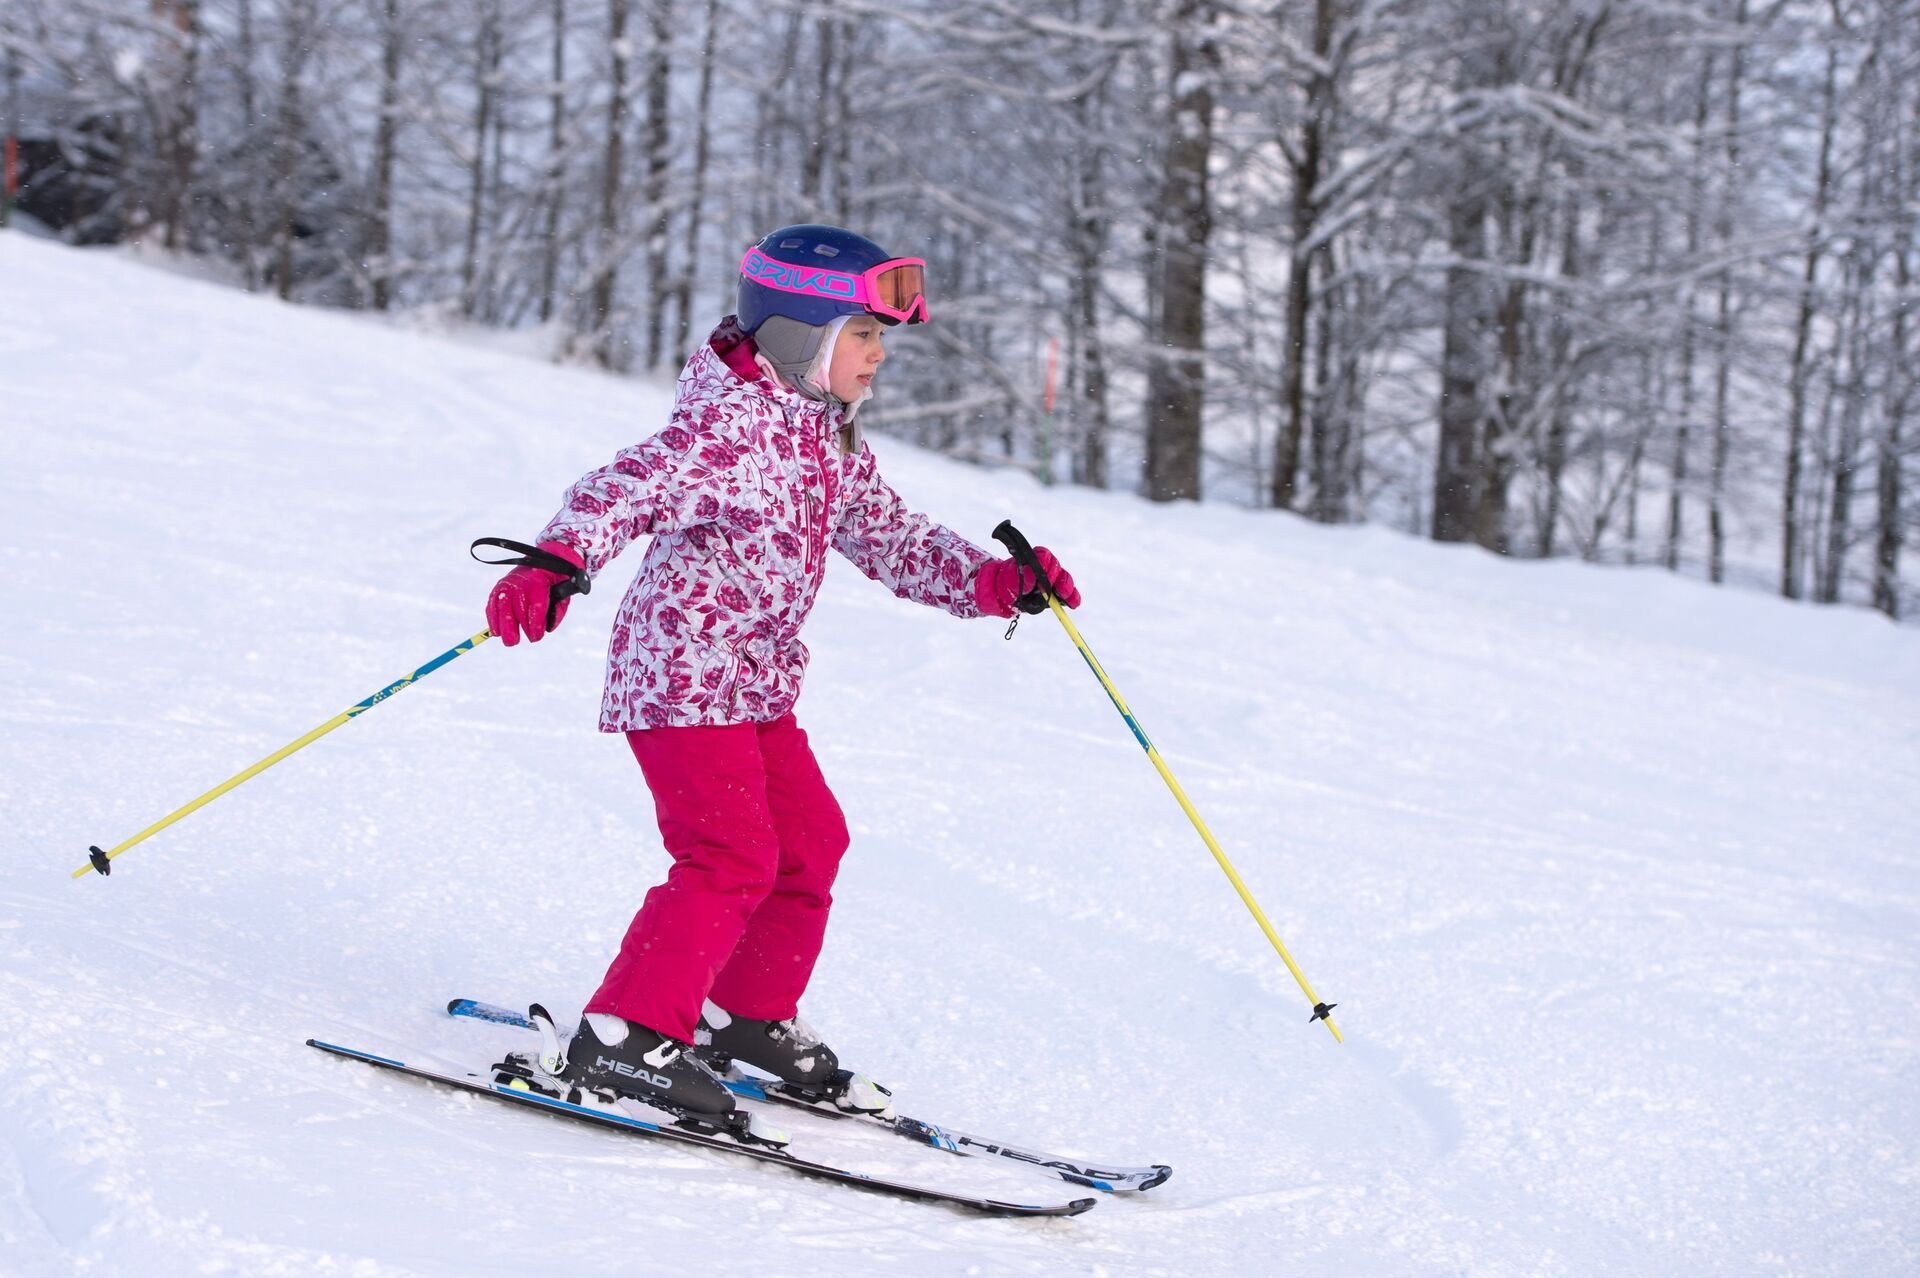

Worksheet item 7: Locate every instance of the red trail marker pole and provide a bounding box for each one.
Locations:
[3,135,17,226]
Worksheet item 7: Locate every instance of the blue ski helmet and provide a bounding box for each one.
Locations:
[736,224,929,334]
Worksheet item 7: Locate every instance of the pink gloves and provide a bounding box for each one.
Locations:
[973,546,1081,619]
[487,540,587,645]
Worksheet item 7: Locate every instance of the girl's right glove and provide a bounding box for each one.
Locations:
[486,540,587,645]
[973,546,1082,618]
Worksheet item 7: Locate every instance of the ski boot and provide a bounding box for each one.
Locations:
[491,1004,788,1148]
[695,1002,894,1118]
[561,1011,737,1115]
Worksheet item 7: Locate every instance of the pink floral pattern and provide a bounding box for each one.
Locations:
[539,325,990,730]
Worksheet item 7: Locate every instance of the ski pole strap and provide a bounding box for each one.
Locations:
[471,536,592,631]
[990,520,1054,617]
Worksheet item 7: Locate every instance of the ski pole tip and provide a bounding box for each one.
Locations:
[87,845,111,877]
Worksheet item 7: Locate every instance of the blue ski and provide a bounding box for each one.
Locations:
[307,1038,1095,1218]
[447,997,1172,1194]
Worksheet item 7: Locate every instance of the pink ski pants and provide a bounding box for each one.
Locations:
[585,713,850,1043]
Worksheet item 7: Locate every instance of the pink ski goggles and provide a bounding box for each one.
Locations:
[739,246,930,323]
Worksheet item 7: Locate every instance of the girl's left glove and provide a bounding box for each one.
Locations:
[973,546,1082,618]
[486,540,587,646]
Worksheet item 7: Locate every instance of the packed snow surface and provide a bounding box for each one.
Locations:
[3,232,1917,1276]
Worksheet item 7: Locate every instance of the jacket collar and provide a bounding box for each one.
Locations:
[704,317,840,438]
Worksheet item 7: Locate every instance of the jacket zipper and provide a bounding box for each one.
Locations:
[804,494,819,577]
[806,420,830,578]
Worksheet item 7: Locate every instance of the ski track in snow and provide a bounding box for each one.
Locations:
[3,232,1918,1276]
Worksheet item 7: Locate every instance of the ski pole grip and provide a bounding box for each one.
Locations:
[990,520,1053,615]
[471,536,592,630]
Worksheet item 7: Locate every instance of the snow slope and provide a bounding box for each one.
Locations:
[3,230,1917,1276]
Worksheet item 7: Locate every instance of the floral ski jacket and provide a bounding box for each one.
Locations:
[538,320,990,731]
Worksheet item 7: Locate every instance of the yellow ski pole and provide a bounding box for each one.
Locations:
[991,521,1342,1041]
[73,537,591,880]
[71,630,494,878]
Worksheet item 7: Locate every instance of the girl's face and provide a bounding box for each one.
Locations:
[826,315,887,401]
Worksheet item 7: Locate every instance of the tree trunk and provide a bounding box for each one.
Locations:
[1309,252,1349,523]
[1821,250,1874,603]
[2,32,19,230]
[1273,0,1334,512]
[236,0,259,289]
[1664,52,1717,572]
[1433,190,1492,544]
[1625,209,1667,564]
[826,10,853,221]
[1066,13,1112,491]
[1143,1,1217,503]
[670,0,719,365]
[1474,185,1536,557]
[1334,256,1370,518]
[1070,258,1112,489]
[1872,36,1913,618]
[368,0,401,311]
[1622,410,1650,563]
[1707,276,1735,585]
[590,0,631,367]
[155,0,200,253]
[1436,211,1489,541]
[1432,34,1503,543]
[1540,206,1581,557]
[461,2,500,319]
[538,0,567,325]
[641,0,671,370]
[270,3,311,302]
[1807,317,1841,592]
[1782,34,1840,598]
[1706,0,1748,585]
[1874,245,1908,617]
[800,5,837,208]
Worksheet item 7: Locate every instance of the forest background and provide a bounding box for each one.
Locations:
[3,0,1914,617]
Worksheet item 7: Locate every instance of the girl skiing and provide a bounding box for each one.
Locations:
[485,225,1080,1121]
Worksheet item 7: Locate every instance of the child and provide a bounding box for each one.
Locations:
[486,224,1080,1120]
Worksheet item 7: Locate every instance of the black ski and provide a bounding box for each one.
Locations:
[306,1038,1095,1218]
[446,997,1172,1194]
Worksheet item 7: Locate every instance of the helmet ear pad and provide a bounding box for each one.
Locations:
[752,314,835,396]
[752,312,829,383]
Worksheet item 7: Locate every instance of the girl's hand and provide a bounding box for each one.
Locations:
[973,547,1081,618]
[487,540,587,645]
